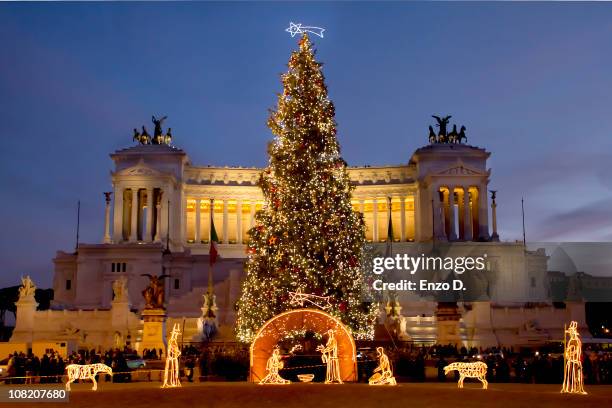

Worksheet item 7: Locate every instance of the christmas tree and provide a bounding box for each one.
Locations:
[235,34,378,343]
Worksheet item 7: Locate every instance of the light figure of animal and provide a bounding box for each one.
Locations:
[65,363,113,391]
[444,361,488,389]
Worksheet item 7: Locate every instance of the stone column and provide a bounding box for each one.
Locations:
[222,200,229,244]
[448,187,457,241]
[400,197,406,242]
[250,200,256,229]
[236,200,243,244]
[433,186,445,241]
[154,192,162,242]
[104,192,112,244]
[491,191,499,241]
[195,199,201,244]
[479,184,490,240]
[463,186,473,241]
[146,188,153,241]
[113,187,123,243]
[130,188,138,242]
[372,198,378,242]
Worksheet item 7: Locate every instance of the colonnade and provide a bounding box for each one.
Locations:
[432,184,489,241]
[111,187,167,243]
[184,195,416,245]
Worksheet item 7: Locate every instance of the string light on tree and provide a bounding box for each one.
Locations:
[235,31,378,344]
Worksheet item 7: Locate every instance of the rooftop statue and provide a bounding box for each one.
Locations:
[152,115,168,145]
[432,115,452,139]
[429,115,468,144]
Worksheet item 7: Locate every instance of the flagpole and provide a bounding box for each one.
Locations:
[75,200,81,252]
[521,197,526,247]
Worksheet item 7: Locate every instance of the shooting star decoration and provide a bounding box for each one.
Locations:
[288,289,332,310]
[286,22,325,38]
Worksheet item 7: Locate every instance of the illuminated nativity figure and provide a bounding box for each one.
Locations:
[561,321,587,394]
[317,329,343,384]
[369,347,397,385]
[259,347,291,385]
[162,323,182,388]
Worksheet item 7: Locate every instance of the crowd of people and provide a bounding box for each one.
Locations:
[2,342,611,385]
[387,343,612,384]
[4,348,139,384]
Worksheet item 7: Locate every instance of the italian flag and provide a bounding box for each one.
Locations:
[209,202,219,266]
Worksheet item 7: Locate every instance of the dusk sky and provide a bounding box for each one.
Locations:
[1,2,612,288]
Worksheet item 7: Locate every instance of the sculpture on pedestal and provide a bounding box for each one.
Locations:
[112,277,129,303]
[18,276,36,300]
[141,274,169,309]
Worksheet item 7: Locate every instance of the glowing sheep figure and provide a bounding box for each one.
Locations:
[444,362,488,389]
[65,363,113,391]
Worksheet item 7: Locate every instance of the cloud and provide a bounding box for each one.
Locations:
[529,199,612,241]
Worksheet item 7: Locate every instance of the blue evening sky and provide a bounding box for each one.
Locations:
[1,2,612,287]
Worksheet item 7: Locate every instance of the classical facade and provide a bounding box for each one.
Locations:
[7,126,589,352]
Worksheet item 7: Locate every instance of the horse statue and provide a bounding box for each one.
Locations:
[444,361,488,389]
[65,363,113,391]
[457,126,467,144]
[428,126,437,143]
[447,124,458,143]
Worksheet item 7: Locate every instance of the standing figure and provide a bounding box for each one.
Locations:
[561,321,587,394]
[432,115,452,140]
[259,347,290,384]
[369,347,397,385]
[162,324,181,388]
[152,115,168,144]
[317,329,342,384]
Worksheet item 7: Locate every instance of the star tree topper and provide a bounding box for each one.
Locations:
[286,22,325,38]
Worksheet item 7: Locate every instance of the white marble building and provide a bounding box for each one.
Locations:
[9,135,588,351]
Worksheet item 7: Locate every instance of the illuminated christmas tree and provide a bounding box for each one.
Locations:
[236,34,378,342]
